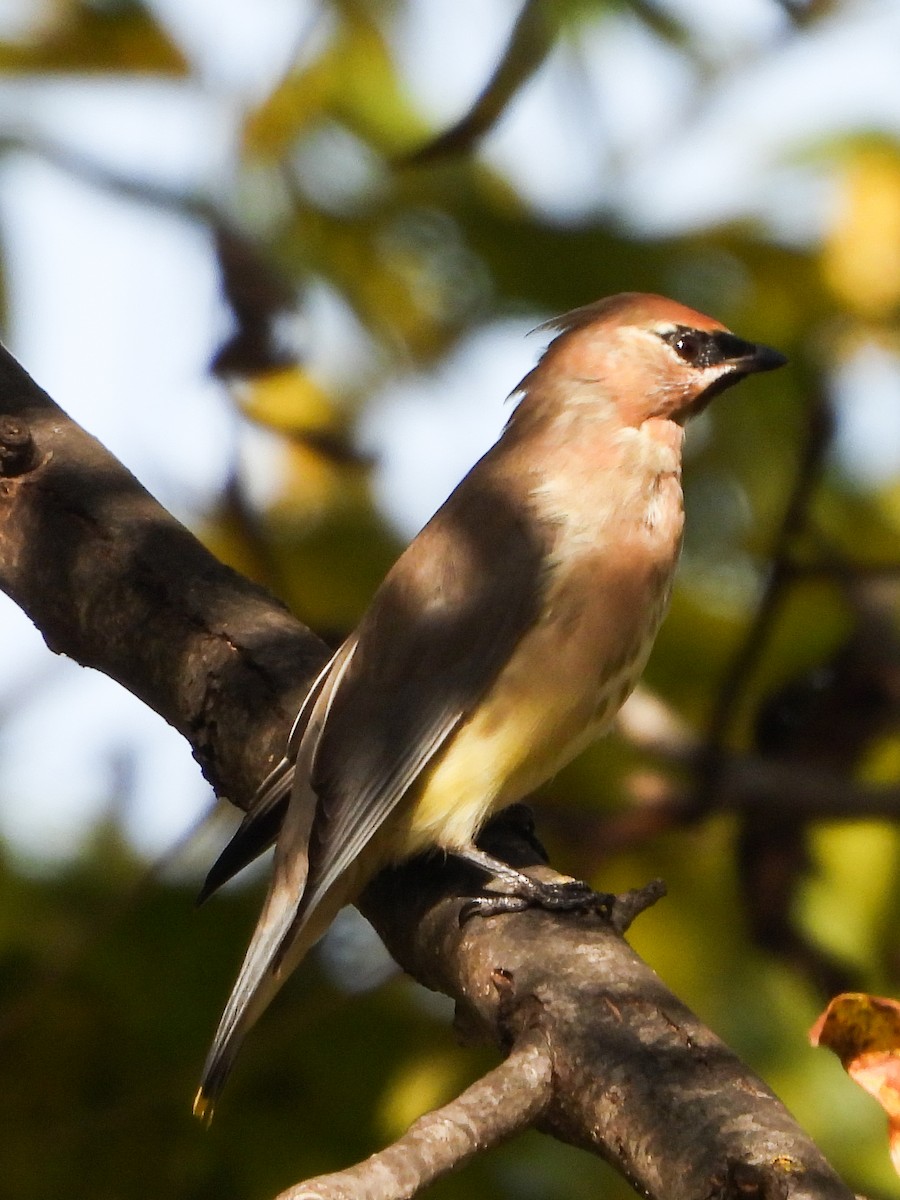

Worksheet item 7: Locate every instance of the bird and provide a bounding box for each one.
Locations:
[194,292,786,1119]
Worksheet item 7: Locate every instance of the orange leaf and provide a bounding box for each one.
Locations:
[811,992,900,1175]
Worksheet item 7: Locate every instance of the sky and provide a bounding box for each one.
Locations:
[0,0,898,866]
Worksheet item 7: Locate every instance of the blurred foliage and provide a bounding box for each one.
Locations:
[0,0,187,73]
[2,0,900,1196]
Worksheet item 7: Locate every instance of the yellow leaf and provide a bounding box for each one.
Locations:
[233,367,338,437]
[803,822,896,965]
[822,146,900,318]
[243,65,331,160]
[0,0,188,74]
[324,8,426,153]
[859,735,900,786]
[243,6,425,161]
[276,440,365,521]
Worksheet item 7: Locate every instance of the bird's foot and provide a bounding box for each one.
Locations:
[451,844,613,924]
[460,875,614,923]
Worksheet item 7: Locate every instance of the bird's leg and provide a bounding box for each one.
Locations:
[452,845,614,923]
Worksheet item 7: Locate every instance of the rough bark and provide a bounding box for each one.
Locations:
[358,819,850,1200]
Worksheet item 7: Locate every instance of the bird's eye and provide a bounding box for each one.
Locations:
[664,328,708,366]
[674,332,703,360]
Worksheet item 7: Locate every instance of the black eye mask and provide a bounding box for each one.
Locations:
[661,326,760,369]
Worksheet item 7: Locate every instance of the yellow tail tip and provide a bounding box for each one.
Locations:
[192,1088,215,1126]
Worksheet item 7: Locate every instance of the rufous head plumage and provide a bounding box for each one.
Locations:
[514,293,786,427]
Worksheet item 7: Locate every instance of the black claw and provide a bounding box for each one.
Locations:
[529,879,614,916]
[459,878,614,925]
[459,895,531,923]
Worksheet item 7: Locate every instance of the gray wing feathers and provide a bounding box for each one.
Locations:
[275,708,463,961]
[197,648,344,904]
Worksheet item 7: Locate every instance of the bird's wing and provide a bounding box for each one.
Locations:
[273,473,549,959]
[197,649,342,904]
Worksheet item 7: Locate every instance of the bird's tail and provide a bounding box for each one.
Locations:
[194,639,359,1122]
[193,881,345,1123]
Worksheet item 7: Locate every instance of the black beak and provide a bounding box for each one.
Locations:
[710,333,787,374]
[730,340,788,375]
[683,334,787,416]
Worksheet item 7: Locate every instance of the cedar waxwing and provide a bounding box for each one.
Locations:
[195,293,786,1118]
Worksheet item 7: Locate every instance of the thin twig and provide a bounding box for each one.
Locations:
[276,1031,553,1200]
[0,133,217,223]
[697,390,833,807]
[785,561,900,582]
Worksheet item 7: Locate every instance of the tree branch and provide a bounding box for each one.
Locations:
[0,342,328,807]
[276,1028,553,1200]
[355,815,853,1200]
[697,390,833,807]
[618,686,900,821]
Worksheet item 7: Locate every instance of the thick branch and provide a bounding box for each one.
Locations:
[355,817,852,1200]
[0,342,328,806]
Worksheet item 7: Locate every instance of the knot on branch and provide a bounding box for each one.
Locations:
[0,416,37,477]
[709,1159,791,1200]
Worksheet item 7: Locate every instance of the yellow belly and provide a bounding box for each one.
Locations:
[393,643,644,858]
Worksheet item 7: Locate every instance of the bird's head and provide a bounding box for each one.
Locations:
[519,293,786,427]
